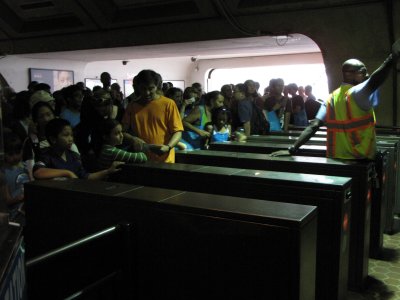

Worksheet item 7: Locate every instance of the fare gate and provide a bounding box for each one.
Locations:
[246,134,398,235]
[24,180,317,300]
[176,149,374,290]
[375,136,400,233]
[111,162,352,300]
[210,140,389,258]
[209,140,327,156]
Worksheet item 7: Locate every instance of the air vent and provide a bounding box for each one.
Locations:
[20,15,82,33]
[20,1,55,10]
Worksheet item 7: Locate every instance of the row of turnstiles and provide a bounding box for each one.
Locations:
[20,127,400,299]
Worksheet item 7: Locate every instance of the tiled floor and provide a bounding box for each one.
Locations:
[349,232,400,300]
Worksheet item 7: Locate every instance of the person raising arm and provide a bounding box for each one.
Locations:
[271,38,400,159]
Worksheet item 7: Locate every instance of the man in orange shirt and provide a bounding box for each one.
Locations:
[122,70,183,163]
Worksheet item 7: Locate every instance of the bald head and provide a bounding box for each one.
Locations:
[342,59,367,73]
[341,59,368,85]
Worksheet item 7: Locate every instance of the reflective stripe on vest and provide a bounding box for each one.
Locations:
[326,86,376,159]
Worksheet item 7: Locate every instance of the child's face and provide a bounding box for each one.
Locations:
[54,125,74,150]
[106,124,124,146]
[58,71,73,87]
[216,113,228,127]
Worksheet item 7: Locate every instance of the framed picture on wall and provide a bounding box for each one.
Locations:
[123,79,133,98]
[29,68,74,92]
[84,78,117,91]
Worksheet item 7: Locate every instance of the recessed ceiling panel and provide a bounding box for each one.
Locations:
[115,1,199,22]
[6,0,62,18]
[20,15,83,33]
[0,0,99,37]
[87,0,202,27]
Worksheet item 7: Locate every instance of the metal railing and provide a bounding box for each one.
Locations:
[26,223,132,300]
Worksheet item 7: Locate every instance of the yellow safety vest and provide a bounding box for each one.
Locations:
[326,84,376,160]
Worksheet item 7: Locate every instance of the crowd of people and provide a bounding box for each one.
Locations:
[0,67,322,224]
[3,38,400,224]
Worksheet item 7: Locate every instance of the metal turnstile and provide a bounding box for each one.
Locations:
[245,134,393,248]
[376,136,400,233]
[112,161,352,300]
[210,140,326,156]
[249,132,400,234]
[25,180,317,300]
[176,149,374,290]
[0,225,25,300]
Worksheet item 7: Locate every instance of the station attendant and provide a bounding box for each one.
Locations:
[272,38,400,160]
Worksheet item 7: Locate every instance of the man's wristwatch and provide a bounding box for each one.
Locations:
[288,146,298,155]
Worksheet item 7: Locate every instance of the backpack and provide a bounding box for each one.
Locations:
[250,102,270,135]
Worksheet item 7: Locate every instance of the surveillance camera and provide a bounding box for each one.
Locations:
[191,57,197,62]
[122,60,128,65]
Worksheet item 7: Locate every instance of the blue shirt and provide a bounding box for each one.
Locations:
[237,98,253,123]
[1,164,29,215]
[211,125,230,142]
[34,148,89,179]
[60,108,81,128]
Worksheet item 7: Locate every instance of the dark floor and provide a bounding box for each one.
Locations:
[349,232,400,300]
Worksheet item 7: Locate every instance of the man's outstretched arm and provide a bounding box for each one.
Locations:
[360,38,400,95]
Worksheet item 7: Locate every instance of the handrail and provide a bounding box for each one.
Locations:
[26,225,118,268]
[63,271,119,300]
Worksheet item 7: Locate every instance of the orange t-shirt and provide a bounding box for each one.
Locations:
[122,96,183,163]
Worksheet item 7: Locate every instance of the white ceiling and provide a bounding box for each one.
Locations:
[15,33,320,62]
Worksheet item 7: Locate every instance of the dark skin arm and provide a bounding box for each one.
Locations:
[365,39,400,92]
[361,54,394,95]
[269,118,322,156]
[183,106,210,138]
[293,119,323,150]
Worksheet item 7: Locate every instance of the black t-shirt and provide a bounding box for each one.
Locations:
[291,95,305,110]
[264,96,292,116]
[305,98,322,120]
